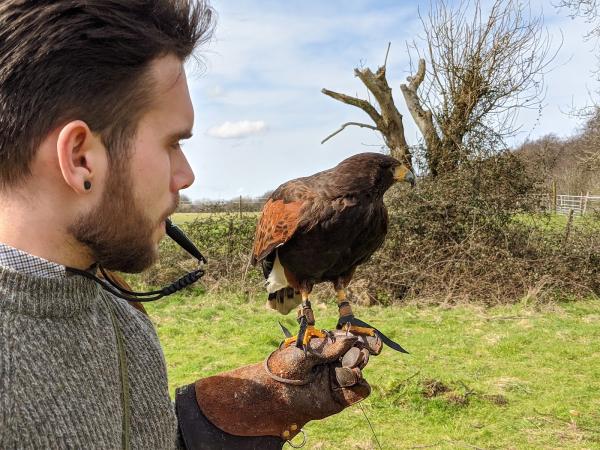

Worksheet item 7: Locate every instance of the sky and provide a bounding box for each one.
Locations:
[181,0,600,201]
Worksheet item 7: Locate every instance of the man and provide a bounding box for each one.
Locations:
[0,1,378,449]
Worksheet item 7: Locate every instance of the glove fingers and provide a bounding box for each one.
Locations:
[335,366,362,387]
[353,333,383,355]
[359,348,370,369]
[268,334,358,381]
[342,346,369,369]
[333,366,371,400]
[305,333,358,363]
[334,377,371,406]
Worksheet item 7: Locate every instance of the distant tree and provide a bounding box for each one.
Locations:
[515,110,600,193]
[576,107,600,172]
[322,0,556,177]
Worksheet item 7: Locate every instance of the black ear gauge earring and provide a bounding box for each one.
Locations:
[84,180,91,190]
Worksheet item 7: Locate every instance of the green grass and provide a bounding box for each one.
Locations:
[513,212,600,232]
[171,211,259,225]
[146,293,600,449]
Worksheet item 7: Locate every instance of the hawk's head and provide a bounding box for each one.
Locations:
[390,159,415,187]
[336,153,415,196]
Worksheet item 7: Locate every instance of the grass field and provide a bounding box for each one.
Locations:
[146,292,600,449]
[171,211,259,225]
[513,212,600,232]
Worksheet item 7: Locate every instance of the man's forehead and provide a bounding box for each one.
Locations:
[144,54,194,130]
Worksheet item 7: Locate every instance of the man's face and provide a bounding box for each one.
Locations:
[70,55,195,272]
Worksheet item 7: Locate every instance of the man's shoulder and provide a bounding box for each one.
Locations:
[101,292,162,345]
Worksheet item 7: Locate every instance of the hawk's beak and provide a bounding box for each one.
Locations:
[394,165,416,187]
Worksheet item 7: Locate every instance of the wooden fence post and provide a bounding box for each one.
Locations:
[552,180,557,213]
[227,217,234,260]
[562,209,574,246]
[239,195,242,218]
[583,192,590,215]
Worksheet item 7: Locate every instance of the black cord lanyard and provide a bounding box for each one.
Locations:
[66,218,207,302]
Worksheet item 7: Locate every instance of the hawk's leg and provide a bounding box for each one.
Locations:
[336,289,375,337]
[282,291,327,349]
[335,288,410,353]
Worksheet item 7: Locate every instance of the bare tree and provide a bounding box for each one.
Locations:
[557,0,600,171]
[321,44,413,166]
[576,107,600,172]
[323,0,556,177]
[557,0,600,40]
[515,109,600,193]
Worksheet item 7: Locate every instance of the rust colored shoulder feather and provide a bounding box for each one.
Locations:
[251,198,304,264]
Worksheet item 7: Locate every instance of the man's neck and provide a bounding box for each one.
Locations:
[0,195,93,270]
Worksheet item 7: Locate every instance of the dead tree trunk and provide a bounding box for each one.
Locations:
[399,59,444,176]
[322,64,412,167]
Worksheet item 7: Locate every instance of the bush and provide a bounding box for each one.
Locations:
[356,154,599,304]
[134,214,261,294]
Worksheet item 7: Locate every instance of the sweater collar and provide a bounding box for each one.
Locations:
[0,266,101,318]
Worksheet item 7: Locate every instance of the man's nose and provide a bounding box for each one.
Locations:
[171,148,195,191]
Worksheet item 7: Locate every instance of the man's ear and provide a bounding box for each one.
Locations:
[56,120,106,194]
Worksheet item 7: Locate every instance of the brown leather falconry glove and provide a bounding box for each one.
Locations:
[175,329,382,449]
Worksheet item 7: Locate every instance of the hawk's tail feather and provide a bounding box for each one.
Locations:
[267,287,302,315]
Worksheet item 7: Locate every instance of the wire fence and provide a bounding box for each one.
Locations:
[177,196,269,215]
[534,192,600,216]
[557,194,600,215]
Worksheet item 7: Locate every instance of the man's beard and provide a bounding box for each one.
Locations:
[69,162,172,273]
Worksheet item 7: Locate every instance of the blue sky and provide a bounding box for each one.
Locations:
[181,0,599,200]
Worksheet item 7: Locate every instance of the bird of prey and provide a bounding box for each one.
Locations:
[251,152,414,351]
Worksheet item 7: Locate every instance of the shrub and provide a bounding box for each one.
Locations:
[356,155,599,304]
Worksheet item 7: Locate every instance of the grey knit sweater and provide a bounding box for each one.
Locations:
[0,266,178,449]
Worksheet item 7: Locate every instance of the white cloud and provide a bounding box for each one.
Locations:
[206,120,267,139]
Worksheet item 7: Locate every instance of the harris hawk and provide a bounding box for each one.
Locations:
[251,152,414,351]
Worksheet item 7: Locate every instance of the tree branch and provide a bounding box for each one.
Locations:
[322,55,412,164]
[321,88,383,126]
[321,122,380,144]
[383,41,391,68]
[407,58,426,91]
[400,59,442,153]
[352,67,411,163]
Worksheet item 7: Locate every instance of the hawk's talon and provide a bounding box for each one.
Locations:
[345,325,376,337]
[282,325,328,350]
[344,322,352,336]
[282,336,297,348]
[323,329,336,343]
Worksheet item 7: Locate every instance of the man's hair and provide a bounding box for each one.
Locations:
[0,0,215,188]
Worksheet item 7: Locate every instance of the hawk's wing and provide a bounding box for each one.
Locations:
[251,183,316,265]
